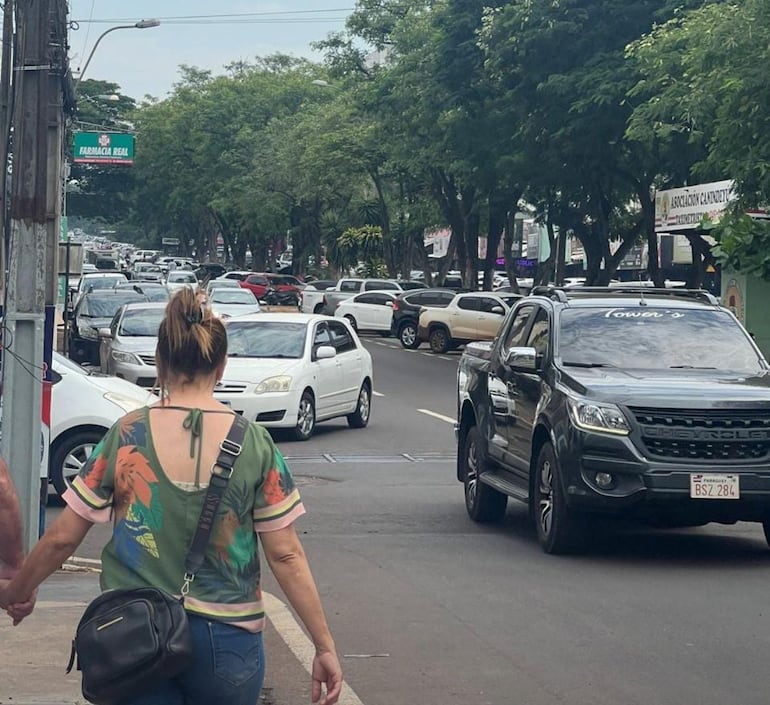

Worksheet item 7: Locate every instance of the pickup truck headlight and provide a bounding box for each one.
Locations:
[78,324,98,340]
[255,375,292,394]
[111,350,141,365]
[567,398,630,436]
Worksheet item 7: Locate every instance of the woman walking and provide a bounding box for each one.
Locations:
[0,287,342,705]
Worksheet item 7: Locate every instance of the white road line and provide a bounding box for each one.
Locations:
[417,408,456,424]
[264,592,366,705]
[420,352,433,358]
[439,356,453,361]
[374,342,389,347]
[372,391,385,397]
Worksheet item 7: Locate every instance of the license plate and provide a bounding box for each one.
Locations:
[689,474,740,500]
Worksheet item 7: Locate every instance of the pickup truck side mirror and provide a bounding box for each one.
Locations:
[98,328,112,339]
[491,305,505,315]
[504,346,537,371]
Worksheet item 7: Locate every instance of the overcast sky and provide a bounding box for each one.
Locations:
[68,1,353,99]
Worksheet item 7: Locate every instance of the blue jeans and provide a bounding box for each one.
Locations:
[121,615,265,705]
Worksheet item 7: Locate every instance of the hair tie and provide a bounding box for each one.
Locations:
[184,312,202,328]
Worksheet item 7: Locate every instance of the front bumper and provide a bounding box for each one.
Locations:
[213,388,302,428]
[560,426,770,523]
[112,359,158,388]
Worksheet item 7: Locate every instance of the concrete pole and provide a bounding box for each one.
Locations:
[2,0,54,551]
[0,1,15,297]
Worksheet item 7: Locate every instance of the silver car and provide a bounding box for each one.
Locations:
[207,288,262,319]
[99,302,167,387]
[166,270,199,294]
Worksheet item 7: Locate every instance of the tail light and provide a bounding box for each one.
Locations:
[392,300,400,311]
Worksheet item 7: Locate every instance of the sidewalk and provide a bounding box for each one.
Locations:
[0,567,306,705]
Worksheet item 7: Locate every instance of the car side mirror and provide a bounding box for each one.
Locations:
[316,345,336,360]
[98,328,112,339]
[504,346,537,371]
[491,305,505,315]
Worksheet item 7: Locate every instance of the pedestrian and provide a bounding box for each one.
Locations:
[0,287,343,705]
[0,455,36,624]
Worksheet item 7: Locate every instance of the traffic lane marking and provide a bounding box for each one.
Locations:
[417,408,456,424]
[373,391,385,397]
[264,592,366,705]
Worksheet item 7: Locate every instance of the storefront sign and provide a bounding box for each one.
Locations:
[73,132,135,165]
[655,180,735,232]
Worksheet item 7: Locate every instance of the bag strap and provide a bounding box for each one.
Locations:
[181,414,249,595]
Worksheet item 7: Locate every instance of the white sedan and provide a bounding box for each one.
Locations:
[207,288,262,319]
[334,290,398,334]
[165,270,199,294]
[50,353,158,496]
[215,313,373,440]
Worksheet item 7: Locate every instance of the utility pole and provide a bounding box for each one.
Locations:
[0,1,14,296]
[2,0,67,550]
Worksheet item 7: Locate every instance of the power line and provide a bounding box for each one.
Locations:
[73,8,354,23]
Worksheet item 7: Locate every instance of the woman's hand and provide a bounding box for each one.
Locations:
[311,649,343,705]
[0,578,37,625]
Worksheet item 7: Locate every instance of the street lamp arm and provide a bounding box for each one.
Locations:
[74,19,160,92]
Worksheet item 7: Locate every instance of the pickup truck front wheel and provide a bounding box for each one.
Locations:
[429,327,450,354]
[462,426,507,523]
[535,443,586,554]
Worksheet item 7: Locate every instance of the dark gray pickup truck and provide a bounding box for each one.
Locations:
[456,286,770,554]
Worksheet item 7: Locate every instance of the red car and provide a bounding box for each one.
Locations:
[239,273,271,299]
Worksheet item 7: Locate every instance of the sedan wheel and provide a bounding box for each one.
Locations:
[347,383,371,428]
[344,315,358,332]
[49,430,105,498]
[399,322,420,349]
[290,390,316,441]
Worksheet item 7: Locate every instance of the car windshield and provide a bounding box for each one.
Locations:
[119,309,165,337]
[136,264,162,273]
[225,321,306,358]
[82,295,144,318]
[557,307,765,373]
[212,290,257,304]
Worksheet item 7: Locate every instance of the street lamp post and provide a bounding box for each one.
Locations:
[74,19,160,91]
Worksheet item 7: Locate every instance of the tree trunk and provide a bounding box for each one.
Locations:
[370,168,395,277]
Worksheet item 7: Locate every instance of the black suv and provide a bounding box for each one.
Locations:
[390,288,456,348]
[456,287,770,553]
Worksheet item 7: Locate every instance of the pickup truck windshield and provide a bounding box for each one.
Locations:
[557,307,764,373]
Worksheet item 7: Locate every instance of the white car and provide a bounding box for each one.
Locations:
[205,278,241,299]
[334,290,398,334]
[165,270,199,294]
[215,313,373,440]
[207,288,262,319]
[49,353,158,496]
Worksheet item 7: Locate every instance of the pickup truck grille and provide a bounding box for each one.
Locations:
[629,407,770,462]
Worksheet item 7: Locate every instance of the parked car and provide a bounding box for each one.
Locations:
[334,290,399,334]
[73,271,129,308]
[396,280,428,291]
[131,262,165,283]
[220,270,253,282]
[48,352,157,496]
[417,291,511,353]
[114,281,169,302]
[204,278,241,299]
[194,263,228,284]
[391,288,457,349]
[264,274,303,306]
[301,278,403,315]
[214,313,373,440]
[69,290,148,364]
[239,273,271,300]
[456,286,770,554]
[207,288,262,319]
[98,302,167,387]
[165,270,199,294]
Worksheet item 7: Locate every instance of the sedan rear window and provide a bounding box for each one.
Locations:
[557,308,764,373]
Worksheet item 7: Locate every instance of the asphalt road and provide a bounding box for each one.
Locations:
[54,334,770,705]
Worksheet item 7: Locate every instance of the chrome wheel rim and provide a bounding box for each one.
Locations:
[401,325,416,346]
[465,437,478,506]
[358,387,370,422]
[539,459,554,536]
[63,442,97,485]
[297,397,315,436]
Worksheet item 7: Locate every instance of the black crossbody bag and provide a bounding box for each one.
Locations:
[66,415,249,705]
